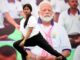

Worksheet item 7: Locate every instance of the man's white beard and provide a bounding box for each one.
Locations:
[40,15,53,22]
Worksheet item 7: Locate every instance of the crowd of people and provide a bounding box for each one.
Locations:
[0,0,80,60]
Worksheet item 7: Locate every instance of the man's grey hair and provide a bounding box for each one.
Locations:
[38,0,53,12]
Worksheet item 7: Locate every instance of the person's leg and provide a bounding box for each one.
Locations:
[0,18,15,40]
[0,27,10,40]
[13,32,66,60]
[13,36,37,60]
[4,18,15,35]
[24,32,66,60]
[33,32,67,60]
[13,40,27,60]
[34,33,61,56]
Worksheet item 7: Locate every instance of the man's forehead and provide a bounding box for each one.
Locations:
[40,3,52,8]
[40,3,52,10]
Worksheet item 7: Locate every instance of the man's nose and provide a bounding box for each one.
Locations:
[45,10,50,14]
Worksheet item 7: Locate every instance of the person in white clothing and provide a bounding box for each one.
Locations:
[54,0,80,22]
[58,0,80,48]
[0,0,23,40]
[13,2,67,60]
[30,1,71,60]
[3,0,23,29]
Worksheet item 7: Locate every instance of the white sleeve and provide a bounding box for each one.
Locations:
[73,46,80,60]
[27,16,37,28]
[59,26,71,50]
[58,12,65,26]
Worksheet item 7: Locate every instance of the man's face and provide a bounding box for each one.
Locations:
[39,3,53,22]
[39,3,53,17]
[0,54,16,60]
[68,0,78,9]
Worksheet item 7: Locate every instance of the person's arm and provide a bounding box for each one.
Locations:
[19,27,33,46]
[4,12,20,30]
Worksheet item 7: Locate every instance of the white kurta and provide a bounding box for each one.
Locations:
[31,22,71,56]
[58,10,80,35]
